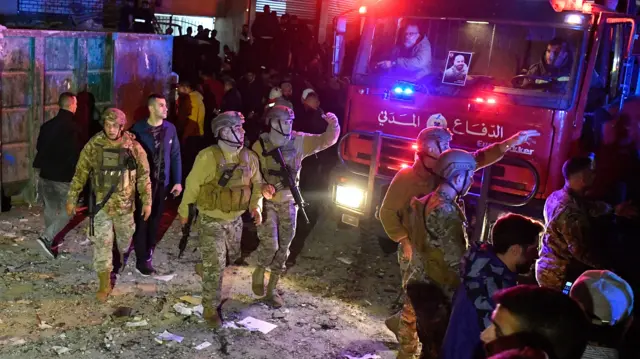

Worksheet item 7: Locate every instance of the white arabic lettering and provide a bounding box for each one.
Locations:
[377,110,420,127]
[452,119,503,139]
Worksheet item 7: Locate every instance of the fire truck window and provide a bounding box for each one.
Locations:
[360,17,584,106]
[587,23,627,110]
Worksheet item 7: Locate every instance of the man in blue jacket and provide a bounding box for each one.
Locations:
[129,94,182,275]
[440,214,543,359]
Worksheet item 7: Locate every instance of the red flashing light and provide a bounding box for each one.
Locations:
[411,144,418,150]
[358,6,367,14]
[582,2,592,12]
[475,97,497,105]
[400,163,409,169]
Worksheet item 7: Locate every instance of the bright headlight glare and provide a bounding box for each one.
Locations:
[335,185,365,210]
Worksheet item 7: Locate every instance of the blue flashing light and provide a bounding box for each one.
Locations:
[394,87,403,94]
[403,88,413,95]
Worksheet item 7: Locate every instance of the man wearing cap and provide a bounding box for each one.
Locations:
[380,124,540,337]
[66,108,152,302]
[251,105,340,308]
[569,270,634,359]
[179,111,263,328]
[295,88,326,134]
[536,156,636,290]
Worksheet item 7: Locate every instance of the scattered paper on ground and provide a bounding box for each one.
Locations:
[344,354,381,359]
[156,330,184,343]
[194,341,211,350]
[237,317,277,334]
[154,274,175,282]
[337,257,353,265]
[125,320,148,327]
[173,303,192,316]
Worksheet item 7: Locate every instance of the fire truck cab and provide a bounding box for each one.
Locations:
[329,0,640,245]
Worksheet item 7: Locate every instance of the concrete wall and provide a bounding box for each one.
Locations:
[215,0,249,54]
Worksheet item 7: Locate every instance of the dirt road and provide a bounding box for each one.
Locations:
[0,204,402,359]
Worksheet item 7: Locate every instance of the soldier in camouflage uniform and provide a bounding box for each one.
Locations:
[251,105,340,308]
[379,125,541,336]
[536,156,636,290]
[398,149,477,359]
[66,108,152,302]
[178,111,263,328]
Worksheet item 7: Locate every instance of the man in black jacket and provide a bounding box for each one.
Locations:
[33,92,80,258]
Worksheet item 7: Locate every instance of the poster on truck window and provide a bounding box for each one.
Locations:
[442,51,472,86]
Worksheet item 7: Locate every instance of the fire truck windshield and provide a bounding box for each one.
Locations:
[355,17,586,109]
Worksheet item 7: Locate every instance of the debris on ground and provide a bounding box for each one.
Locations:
[0,204,400,358]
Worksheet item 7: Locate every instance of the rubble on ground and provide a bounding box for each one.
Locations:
[0,205,401,358]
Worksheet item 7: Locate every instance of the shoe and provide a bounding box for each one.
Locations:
[195,263,203,279]
[136,265,155,277]
[265,273,284,308]
[36,237,55,259]
[252,267,265,296]
[203,305,222,329]
[96,271,112,302]
[385,311,401,342]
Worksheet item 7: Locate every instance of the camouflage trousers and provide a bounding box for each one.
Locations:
[90,210,135,273]
[255,200,297,275]
[397,275,454,359]
[198,215,243,307]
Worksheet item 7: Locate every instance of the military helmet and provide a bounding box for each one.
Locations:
[434,149,476,179]
[265,105,294,125]
[211,111,245,137]
[416,126,453,151]
[272,97,293,109]
[102,108,127,126]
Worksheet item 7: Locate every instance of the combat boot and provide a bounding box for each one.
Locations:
[385,311,401,341]
[203,305,222,329]
[96,271,112,302]
[251,267,265,296]
[195,263,203,279]
[265,273,284,308]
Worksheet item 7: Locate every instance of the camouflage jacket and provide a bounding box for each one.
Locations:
[380,141,505,242]
[536,186,612,288]
[406,190,468,292]
[67,131,152,216]
[252,120,340,204]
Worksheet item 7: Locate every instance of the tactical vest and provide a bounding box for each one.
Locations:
[408,195,461,288]
[259,133,301,187]
[197,145,252,212]
[95,145,137,192]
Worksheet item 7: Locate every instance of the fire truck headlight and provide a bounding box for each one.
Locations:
[565,14,583,25]
[335,185,366,210]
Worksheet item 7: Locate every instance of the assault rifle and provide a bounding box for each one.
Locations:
[265,147,310,224]
[87,170,117,236]
[178,203,197,258]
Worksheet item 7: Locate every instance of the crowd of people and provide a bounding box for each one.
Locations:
[378,115,639,359]
[22,4,640,359]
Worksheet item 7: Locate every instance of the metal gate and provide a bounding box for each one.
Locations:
[255,0,318,21]
[0,29,172,204]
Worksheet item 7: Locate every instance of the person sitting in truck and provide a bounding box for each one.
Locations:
[376,22,432,82]
[521,37,572,88]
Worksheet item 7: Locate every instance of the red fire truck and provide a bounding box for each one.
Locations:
[329,0,640,246]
